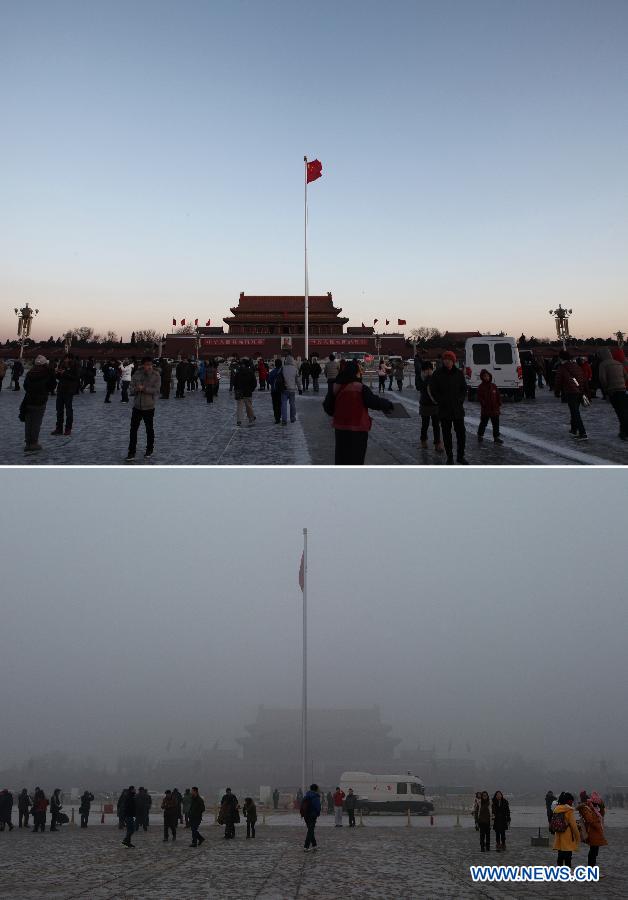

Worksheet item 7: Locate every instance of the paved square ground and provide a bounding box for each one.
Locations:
[0,374,625,465]
[0,821,625,899]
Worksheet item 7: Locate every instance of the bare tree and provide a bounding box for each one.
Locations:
[133,329,161,344]
[103,330,119,343]
[409,326,442,346]
[71,326,95,343]
[175,324,197,335]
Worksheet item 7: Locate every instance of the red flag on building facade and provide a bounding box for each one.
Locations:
[206,319,211,326]
[398,319,406,325]
[306,159,323,183]
[299,552,304,592]
[172,318,176,326]
[194,318,199,326]
[386,319,390,325]
[373,319,378,325]
[361,322,365,328]
[181,319,186,326]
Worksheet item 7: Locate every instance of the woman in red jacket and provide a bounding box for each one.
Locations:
[477,370,504,444]
[325,361,393,464]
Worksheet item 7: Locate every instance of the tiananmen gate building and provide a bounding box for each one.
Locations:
[163,292,408,360]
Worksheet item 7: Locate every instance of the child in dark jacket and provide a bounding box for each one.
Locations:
[477,370,503,444]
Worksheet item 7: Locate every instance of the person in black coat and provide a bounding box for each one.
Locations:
[233,360,257,426]
[17,788,31,828]
[52,354,80,435]
[79,791,95,828]
[122,786,137,847]
[0,790,14,831]
[428,351,468,464]
[491,791,511,850]
[22,355,57,452]
[175,360,188,398]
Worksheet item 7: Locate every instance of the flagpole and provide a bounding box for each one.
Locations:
[301,526,308,793]
[304,156,309,362]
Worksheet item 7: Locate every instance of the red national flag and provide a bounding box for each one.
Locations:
[299,552,304,592]
[373,319,378,325]
[385,319,390,325]
[172,318,176,326]
[398,319,406,325]
[306,159,323,183]
[181,319,186,326]
[361,322,365,328]
[194,318,199,326]
[206,319,211,326]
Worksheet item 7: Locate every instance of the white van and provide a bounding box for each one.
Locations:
[339,771,434,815]
[464,335,523,401]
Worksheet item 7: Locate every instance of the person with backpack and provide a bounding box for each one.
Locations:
[243,797,257,838]
[477,370,504,445]
[301,783,321,852]
[267,358,284,424]
[188,786,206,847]
[491,791,511,851]
[102,360,117,403]
[553,351,588,440]
[299,358,312,392]
[333,786,345,826]
[476,791,491,851]
[545,790,557,828]
[577,791,607,870]
[79,790,94,828]
[551,792,580,868]
[161,789,178,842]
[325,360,393,465]
[324,354,339,393]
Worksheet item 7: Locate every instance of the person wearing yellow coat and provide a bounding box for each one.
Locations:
[552,793,580,867]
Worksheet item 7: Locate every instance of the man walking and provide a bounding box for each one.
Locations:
[301,784,321,852]
[122,786,137,848]
[429,350,468,465]
[120,359,133,402]
[12,358,24,390]
[175,359,188,398]
[0,358,6,391]
[17,789,31,828]
[126,357,161,461]
[553,350,588,440]
[51,353,80,436]
[188,786,206,847]
[233,358,257,426]
[333,786,345,826]
[281,354,299,425]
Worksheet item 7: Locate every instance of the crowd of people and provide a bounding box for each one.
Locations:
[0,782,615,872]
[4,345,627,463]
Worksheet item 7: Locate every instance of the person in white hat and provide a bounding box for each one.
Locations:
[21,356,56,452]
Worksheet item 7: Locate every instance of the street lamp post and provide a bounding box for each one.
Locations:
[549,305,572,350]
[14,302,39,359]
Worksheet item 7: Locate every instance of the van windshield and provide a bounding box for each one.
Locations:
[494,343,513,364]
[397,782,408,794]
[410,783,424,795]
[472,344,490,365]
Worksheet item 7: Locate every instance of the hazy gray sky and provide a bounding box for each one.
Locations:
[1,468,625,771]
